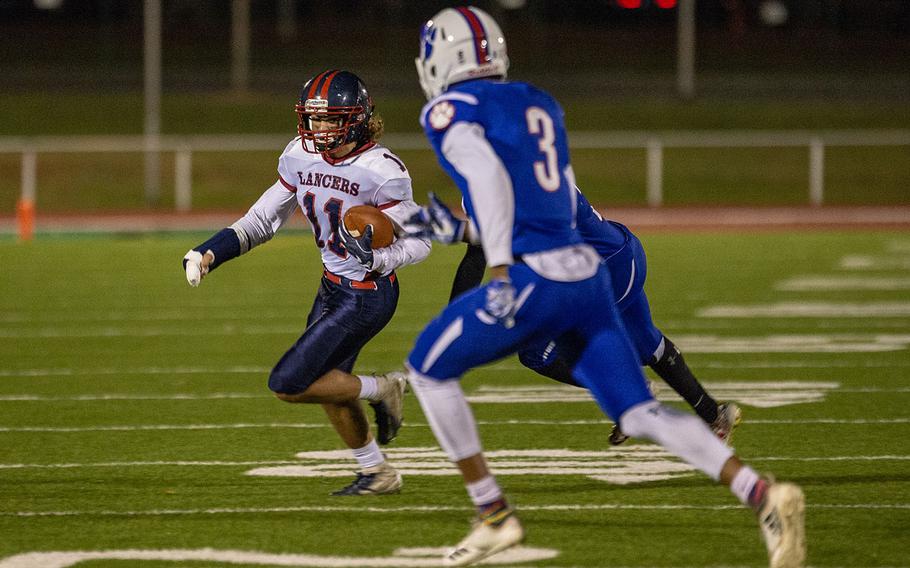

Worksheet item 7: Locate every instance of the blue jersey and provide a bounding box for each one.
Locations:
[420,79,583,258]
[410,79,655,422]
[574,189,628,259]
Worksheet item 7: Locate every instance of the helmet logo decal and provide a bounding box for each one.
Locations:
[455,6,491,64]
[428,101,456,130]
[420,22,436,60]
[304,98,328,112]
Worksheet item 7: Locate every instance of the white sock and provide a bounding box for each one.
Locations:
[730,466,761,506]
[358,375,379,401]
[466,475,503,507]
[352,438,384,470]
[619,400,734,480]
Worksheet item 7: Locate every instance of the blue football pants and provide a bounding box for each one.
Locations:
[407,263,654,421]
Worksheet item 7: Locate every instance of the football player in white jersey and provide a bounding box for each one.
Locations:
[182,70,431,496]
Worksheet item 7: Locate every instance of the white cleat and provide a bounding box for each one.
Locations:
[331,461,402,496]
[369,372,408,445]
[712,402,743,446]
[444,513,525,567]
[757,482,806,568]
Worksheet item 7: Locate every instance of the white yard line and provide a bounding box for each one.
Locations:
[700,361,910,369]
[2,502,907,518]
[2,385,908,402]
[0,326,303,338]
[0,366,271,377]
[0,460,301,469]
[775,276,910,291]
[698,302,910,317]
[0,423,331,432]
[2,454,908,471]
[489,360,910,370]
[0,546,557,568]
[4,327,910,353]
[0,418,907,435]
[839,254,910,270]
[0,393,269,401]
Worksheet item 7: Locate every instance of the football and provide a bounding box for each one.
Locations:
[343,205,395,248]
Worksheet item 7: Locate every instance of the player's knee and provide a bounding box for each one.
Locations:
[273,391,298,403]
[406,368,447,391]
[618,399,662,439]
[405,352,450,383]
[520,350,581,387]
[268,364,314,397]
[517,348,547,371]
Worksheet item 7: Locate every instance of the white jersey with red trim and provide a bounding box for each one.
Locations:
[229,137,429,281]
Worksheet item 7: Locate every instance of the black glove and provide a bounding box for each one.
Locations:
[340,221,375,270]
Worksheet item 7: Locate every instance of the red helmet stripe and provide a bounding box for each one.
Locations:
[306,69,333,99]
[306,69,346,99]
[456,7,490,64]
[319,70,341,100]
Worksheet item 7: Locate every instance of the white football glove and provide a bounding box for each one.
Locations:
[426,192,466,245]
[484,277,517,329]
[183,249,211,287]
[405,193,466,245]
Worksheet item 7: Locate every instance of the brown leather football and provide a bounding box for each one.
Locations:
[343,205,395,248]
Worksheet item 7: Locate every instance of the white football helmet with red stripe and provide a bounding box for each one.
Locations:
[415,6,510,100]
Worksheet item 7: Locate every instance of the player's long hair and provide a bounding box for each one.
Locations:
[367,114,384,142]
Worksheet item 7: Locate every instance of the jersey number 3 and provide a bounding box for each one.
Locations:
[526,106,560,192]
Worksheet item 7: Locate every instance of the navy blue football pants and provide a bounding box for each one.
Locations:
[268,272,399,395]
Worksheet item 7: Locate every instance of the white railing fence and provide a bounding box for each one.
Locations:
[3,130,909,237]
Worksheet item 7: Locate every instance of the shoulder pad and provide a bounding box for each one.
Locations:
[280,137,301,157]
[420,91,480,133]
[357,146,412,181]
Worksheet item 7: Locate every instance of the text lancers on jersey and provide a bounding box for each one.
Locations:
[296,171,361,196]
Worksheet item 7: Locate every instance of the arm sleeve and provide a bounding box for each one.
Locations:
[371,199,432,275]
[373,176,413,206]
[229,180,299,253]
[449,244,487,302]
[440,121,514,268]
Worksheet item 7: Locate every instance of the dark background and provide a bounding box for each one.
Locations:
[2,0,908,99]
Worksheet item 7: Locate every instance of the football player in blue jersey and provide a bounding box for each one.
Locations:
[182,70,431,496]
[405,7,805,567]
[432,188,742,446]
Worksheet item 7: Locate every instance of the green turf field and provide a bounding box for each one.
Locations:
[1,230,909,567]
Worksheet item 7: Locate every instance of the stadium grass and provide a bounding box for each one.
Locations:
[1,230,909,566]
